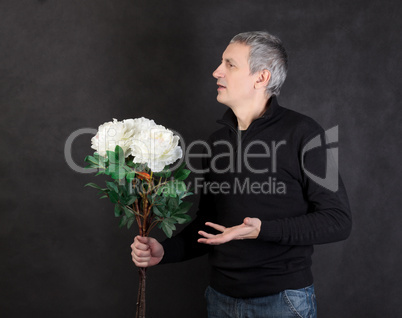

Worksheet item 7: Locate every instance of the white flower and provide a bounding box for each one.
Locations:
[122,117,156,135]
[130,124,183,172]
[91,117,182,171]
[91,118,139,157]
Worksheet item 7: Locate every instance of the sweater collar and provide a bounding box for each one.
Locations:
[217,96,279,131]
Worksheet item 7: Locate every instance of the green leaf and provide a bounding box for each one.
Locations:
[106,150,116,163]
[152,206,164,217]
[114,204,123,217]
[84,155,99,166]
[106,181,118,193]
[174,168,191,181]
[175,201,193,214]
[96,189,108,196]
[157,184,170,197]
[84,182,103,190]
[112,167,126,180]
[114,145,125,166]
[158,180,184,198]
[157,180,187,198]
[122,164,132,172]
[118,184,127,197]
[152,195,166,206]
[105,163,118,174]
[126,171,136,180]
[167,196,179,212]
[95,170,106,176]
[84,163,99,169]
[179,191,193,199]
[126,160,136,168]
[86,154,108,170]
[109,191,119,204]
[126,195,137,206]
[99,195,108,199]
[173,214,192,224]
[165,219,176,230]
[161,221,173,238]
[174,181,187,195]
[173,160,185,175]
[173,161,191,180]
[127,217,135,229]
[96,154,108,163]
[119,215,128,228]
[123,206,133,217]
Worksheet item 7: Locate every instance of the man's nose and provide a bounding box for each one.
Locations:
[213,64,224,79]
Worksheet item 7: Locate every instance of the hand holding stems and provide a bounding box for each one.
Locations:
[198,217,262,245]
[131,235,164,318]
[131,236,164,267]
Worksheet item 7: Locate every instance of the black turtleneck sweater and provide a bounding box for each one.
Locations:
[161,97,352,298]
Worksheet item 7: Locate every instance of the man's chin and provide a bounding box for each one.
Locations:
[216,94,226,104]
[216,96,232,108]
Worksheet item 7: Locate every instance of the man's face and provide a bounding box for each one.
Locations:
[212,42,258,108]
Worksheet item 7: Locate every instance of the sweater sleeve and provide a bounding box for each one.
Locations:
[258,128,352,245]
[160,190,215,263]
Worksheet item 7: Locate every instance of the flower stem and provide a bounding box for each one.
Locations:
[135,267,147,318]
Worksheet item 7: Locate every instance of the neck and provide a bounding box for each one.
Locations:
[231,95,271,130]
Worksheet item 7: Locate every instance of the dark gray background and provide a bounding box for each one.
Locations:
[1,0,401,317]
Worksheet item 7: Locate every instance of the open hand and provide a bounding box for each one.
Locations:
[197,217,261,245]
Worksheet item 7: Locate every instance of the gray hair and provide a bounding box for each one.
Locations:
[230,31,288,96]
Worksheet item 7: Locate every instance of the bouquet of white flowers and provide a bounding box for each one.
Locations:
[85,117,192,318]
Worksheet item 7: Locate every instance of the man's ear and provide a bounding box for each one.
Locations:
[254,69,271,89]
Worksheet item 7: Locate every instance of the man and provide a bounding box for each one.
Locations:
[131,31,352,318]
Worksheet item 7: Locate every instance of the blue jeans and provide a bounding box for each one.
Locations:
[205,285,317,318]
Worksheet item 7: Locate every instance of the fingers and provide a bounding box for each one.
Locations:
[197,222,227,245]
[205,222,226,232]
[197,227,218,244]
[197,236,226,245]
[136,235,150,245]
[131,236,150,252]
[131,250,151,267]
[131,249,151,267]
[197,238,211,244]
[197,236,217,244]
[131,236,151,267]
[198,230,216,239]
